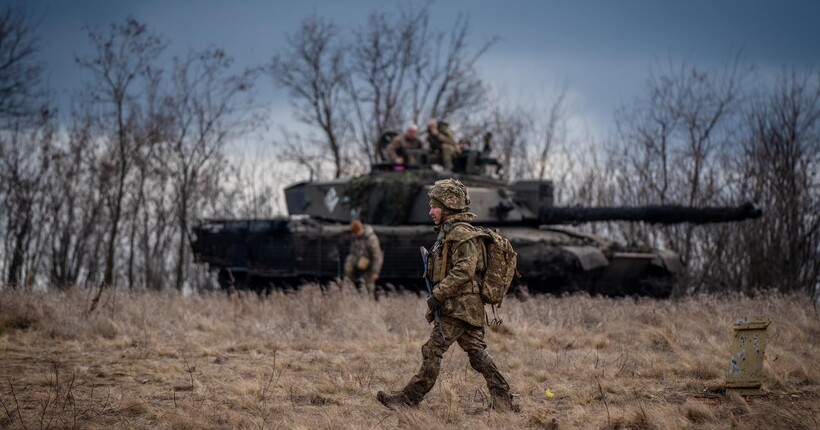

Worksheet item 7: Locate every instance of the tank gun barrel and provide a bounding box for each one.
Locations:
[539,202,762,225]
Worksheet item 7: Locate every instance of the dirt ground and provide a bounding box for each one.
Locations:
[1,285,818,429]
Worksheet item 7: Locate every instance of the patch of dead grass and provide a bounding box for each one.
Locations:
[0,287,817,429]
[684,399,717,424]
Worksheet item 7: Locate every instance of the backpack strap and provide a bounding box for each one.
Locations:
[440,240,449,281]
[451,222,488,274]
[441,222,469,280]
[441,222,487,287]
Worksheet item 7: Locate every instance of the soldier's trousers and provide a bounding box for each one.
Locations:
[440,145,456,171]
[344,257,376,300]
[429,145,457,171]
[401,316,510,403]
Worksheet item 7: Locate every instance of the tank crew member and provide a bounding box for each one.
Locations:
[427,118,459,171]
[478,132,502,176]
[344,220,383,300]
[482,132,493,155]
[376,131,398,162]
[385,124,423,166]
[454,138,479,174]
[377,179,518,412]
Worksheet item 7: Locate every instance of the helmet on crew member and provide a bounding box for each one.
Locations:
[428,178,470,212]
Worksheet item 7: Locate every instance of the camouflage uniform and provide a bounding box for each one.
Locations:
[344,224,383,299]
[378,179,516,411]
[428,123,459,171]
[385,133,423,164]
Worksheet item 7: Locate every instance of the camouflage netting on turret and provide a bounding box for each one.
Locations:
[345,171,428,225]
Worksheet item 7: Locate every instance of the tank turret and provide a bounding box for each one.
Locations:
[192,142,761,297]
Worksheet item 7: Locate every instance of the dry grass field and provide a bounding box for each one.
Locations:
[0,284,818,429]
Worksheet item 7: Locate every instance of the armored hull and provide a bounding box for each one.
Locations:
[191,154,760,297]
[191,217,680,297]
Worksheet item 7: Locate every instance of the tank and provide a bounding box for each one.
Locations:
[190,147,761,297]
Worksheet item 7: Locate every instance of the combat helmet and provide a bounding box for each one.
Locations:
[428,178,470,212]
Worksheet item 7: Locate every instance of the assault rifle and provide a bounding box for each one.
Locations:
[420,246,445,344]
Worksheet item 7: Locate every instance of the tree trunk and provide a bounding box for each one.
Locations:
[6,207,31,288]
[175,185,188,291]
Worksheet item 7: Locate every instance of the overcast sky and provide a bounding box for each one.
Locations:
[12,0,820,141]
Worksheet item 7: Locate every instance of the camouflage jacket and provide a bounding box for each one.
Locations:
[350,225,384,274]
[427,126,457,152]
[426,212,487,327]
[385,133,423,162]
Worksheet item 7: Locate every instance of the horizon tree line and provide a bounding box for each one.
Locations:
[0,6,816,298]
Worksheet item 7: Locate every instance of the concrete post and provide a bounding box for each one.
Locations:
[726,316,771,395]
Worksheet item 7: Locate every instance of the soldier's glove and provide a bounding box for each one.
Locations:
[427,296,442,313]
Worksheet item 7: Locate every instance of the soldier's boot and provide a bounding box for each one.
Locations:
[377,390,417,410]
[490,390,520,413]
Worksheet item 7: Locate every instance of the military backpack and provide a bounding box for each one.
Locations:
[451,223,518,306]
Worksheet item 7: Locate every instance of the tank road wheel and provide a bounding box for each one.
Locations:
[217,269,248,292]
[634,273,677,298]
[217,269,234,292]
[247,275,274,295]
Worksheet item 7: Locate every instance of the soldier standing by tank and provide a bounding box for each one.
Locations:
[344,220,383,300]
[377,179,518,412]
[427,118,459,171]
[385,124,423,166]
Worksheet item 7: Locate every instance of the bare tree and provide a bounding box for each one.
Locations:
[212,144,281,219]
[125,64,175,290]
[737,70,820,296]
[571,140,615,207]
[0,7,50,289]
[0,115,53,288]
[0,6,44,124]
[274,129,330,181]
[269,14,348,178]
[161,48,257,291]
[46,107,105,290]
[461,85,579,195]
[347,9,415,163]
[479,98,532,180]
[76,18,166,291]
[406,12,496,125]
[611,58,748,278]
[350,7,496,160]
[2,14,267,293]
[273,8,497,175]
[534,86,569,180]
